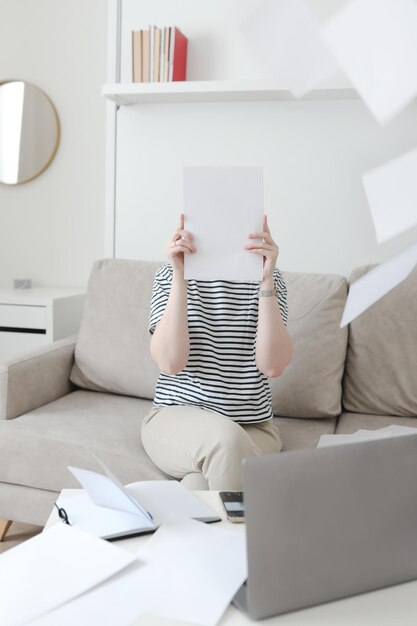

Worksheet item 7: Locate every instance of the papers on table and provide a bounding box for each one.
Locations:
[183,166,263,281]
[362,146,417,243]
[323,0,417,125]
[318,425,417,448]
[32,516,248,626]
[0,523,135,626]
[340,240,417,327]
[240,0,338,98]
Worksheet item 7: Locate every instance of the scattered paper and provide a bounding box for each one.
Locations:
[362,146,417,243]
[340,241,417,327]
[32,516,247,626]
[240,0,338,97]
[183,166,263,281]
[318,425,417,448]
[323,0,417,124]
[0,524,135,626]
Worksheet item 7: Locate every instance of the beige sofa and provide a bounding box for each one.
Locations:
[1,259,416,531]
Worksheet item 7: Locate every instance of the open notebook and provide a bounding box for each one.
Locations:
[57,456,220,540]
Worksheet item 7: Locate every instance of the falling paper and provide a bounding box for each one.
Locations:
[241,0,338,98]
[340,241,417,327]
[183,166,264,281]
[323,0,417,125]
[362,146,417,243]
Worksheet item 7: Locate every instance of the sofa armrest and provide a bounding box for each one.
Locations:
[0,335,77,420]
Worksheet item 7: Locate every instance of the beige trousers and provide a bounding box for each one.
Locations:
[141,405,283,490]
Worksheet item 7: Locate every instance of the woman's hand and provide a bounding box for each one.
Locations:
[245,214,279,282]
[167,213,196,277]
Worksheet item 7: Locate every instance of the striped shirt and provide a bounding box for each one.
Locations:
[149,264,288,423]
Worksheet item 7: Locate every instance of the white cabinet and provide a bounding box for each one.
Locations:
[0,288,85,360]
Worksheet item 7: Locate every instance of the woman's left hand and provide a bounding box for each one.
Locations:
[245,214,279,281]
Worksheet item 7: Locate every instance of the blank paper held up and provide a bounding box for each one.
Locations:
[183,166,264,282]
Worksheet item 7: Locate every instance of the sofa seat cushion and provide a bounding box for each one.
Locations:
[343,265,417,416]
[275,416,337,450]
[0,390,168,492]
[270,271,348,418]
[336,412,417,434]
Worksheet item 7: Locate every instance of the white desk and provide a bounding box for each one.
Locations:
[45,490,417,626]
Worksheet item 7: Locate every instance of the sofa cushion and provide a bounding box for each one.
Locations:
[343,265,417,416]
[270,272,348,418]
[336,412,417,434]
[275,416,337,450]
[0,390,167,492]
[70,259,161,399]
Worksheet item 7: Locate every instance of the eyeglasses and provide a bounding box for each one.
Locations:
[54,503,71,525]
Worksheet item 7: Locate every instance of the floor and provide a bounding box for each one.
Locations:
[0,522,42,554]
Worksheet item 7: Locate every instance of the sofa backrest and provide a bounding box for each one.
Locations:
[343,264,417,417]
[270,271,348,418]
[71,260,349,419]
[70,259,161,399]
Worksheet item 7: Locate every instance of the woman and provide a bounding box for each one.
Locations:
[141,213,292,490]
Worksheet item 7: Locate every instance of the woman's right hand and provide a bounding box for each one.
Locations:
[167,213,196,276]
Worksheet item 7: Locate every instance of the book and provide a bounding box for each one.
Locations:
[58,463,220,541]
[142,29,150,82]
[159,27,166,81]
[132,30,142,82]
[163,26,170,81]
[149,25,155,82]
[153,26,161,82]
[169,26,188,81]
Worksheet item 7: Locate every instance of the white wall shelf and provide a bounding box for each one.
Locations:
[102,80,357,106]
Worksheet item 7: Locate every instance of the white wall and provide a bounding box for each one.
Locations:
[113,0,417,277]
[0,0,107,288]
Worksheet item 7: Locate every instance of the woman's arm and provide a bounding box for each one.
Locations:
[245,215,292,378]
[150,214,195,375]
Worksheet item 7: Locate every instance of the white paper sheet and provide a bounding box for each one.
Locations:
[340,241,417,327]
[32,516,247,626]
[318,425,417,447]
[362,146,417,243]
[323,0,417,124]
[0,523,135,626]
[240,0,338,97]
[183,166,264,281]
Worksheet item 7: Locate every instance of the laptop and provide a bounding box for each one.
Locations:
[233,434,417,620]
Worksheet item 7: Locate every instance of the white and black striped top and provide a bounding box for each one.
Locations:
[149,264,288,423]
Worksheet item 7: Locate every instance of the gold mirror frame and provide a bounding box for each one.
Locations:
[0,80,60,185]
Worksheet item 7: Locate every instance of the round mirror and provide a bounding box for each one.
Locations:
[0,80,60,185]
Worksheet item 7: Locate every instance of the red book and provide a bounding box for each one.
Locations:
[168,27,188,81]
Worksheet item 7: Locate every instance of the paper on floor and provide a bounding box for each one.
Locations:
[323,0,417,124]
[183,166,263,281]
[0,523,135,626]
[31,516,247,626]
[240,0,338,98]
[362,146,417,243]
[340,240,417,327]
